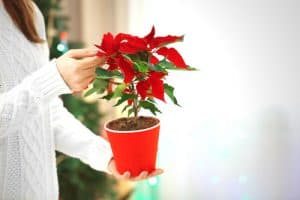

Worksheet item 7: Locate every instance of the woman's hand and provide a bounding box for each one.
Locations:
[56,49,105,92]
[108,158,164,181]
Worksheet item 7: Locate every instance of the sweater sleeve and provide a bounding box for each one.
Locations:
[50,98,113,173]
[0,60,71,136]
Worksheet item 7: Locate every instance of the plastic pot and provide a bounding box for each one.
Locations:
[104,117,160,177]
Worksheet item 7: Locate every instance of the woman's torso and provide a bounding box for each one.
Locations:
[0,2,59,199]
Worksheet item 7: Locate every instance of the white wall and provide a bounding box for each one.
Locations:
[128,0,300,199]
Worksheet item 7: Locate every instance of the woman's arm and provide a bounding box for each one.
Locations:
[0,60,70,136]
[50,98,113,173]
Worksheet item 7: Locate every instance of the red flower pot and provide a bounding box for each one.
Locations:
[104,117,160,177]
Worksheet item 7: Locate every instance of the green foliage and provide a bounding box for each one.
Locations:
[164,83,180,106]
[155,59,197,71]
[112,83,126,98]
[96,68,123,80]
[61,94,102,133]
[58,158,117,200]
[139,100,161,116]
[113,93,135,107]
[134,61,149,73]
[94,78,110,94]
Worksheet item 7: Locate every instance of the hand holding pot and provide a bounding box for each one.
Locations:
[108,159,164,181]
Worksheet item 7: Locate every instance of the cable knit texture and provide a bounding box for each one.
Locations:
[0,2,113,200]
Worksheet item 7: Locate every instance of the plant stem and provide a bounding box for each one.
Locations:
[130,83,139,117]
[133,96,138,117]
[110,81,122,85]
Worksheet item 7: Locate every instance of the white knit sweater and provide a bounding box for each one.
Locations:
[0,2,113,200]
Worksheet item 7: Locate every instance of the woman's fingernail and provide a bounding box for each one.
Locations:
[91,50,98,54]
[142,171,148,178]
[124,172,130,178]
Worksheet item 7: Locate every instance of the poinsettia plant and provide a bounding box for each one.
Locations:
[85,26,195,117]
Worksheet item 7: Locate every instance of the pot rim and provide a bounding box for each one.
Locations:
[104,116,160,134]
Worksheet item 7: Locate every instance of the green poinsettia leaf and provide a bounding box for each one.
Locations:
[84,87,98,97]
[96,68,123,79]
[164,83,180,106]
[135,61,149,73]
[139,100,161,116]
[157,59,177,70]
[121,104,131,113]
[127,108,134,117]
[93,78,106,88]
[113,93,135,107]
[158,59,193,71]
[92,78,109,94]
[112,83,126,98]
[158,60,197,71]
[101,92,114,100]
[186,65,198,71]
[151,63,168,73]
[122,54,133,61]
[147,98,157,104]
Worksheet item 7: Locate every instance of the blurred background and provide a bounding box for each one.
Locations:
[34,0,300,199]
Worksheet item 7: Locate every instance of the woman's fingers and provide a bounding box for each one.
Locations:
[120,171,131,179]
[109,160,125,179]
[83,76,95,87]
[130,171,148,181]
[108,159,164,181]
[56,48,104,92]
[114,169,164,181]
[78,67,96,80]
[148,168,164,178]
[124,169,163,181]
[67,49,98,59]
[131,169,163,181]
[78,56,105,69]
